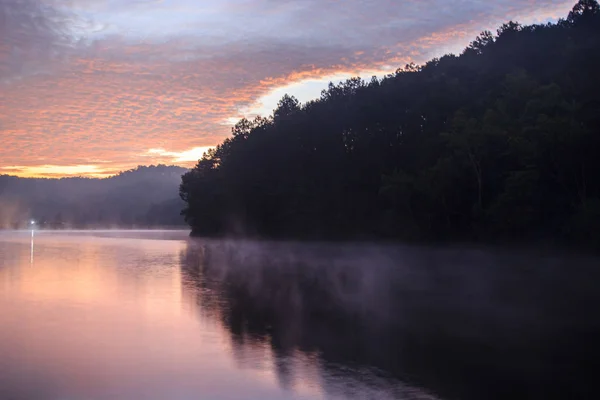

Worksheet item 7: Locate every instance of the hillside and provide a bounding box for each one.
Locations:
[181,0,600,246]
[0,165,188,229]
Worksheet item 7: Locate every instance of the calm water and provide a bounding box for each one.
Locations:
[0,231,598,400]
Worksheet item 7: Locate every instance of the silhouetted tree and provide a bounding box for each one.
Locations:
[273,94,300,121]
[568,0,600,24]
[181,1,600,246]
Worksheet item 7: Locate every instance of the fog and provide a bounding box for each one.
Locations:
[0,165,187,228]
[0,230,598,399]
[181,239,600,400]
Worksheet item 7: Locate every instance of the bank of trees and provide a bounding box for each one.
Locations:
[181,1,600,245]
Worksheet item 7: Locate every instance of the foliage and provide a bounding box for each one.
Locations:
[181,1,600,245]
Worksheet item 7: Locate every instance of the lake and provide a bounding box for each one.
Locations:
[0,231,598,400]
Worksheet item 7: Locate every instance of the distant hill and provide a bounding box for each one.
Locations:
[0,165,188,229]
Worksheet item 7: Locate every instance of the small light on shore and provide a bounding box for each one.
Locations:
[30,220,35,225]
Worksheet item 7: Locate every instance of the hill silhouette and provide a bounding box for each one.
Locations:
[181,0,600,247]
[0,165,187,229]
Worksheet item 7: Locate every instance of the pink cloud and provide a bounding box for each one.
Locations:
[0,0,576,176]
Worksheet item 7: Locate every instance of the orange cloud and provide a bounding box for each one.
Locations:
[0,0,575,177]
[0,165,114,178]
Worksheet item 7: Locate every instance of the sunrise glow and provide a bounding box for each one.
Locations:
[146,147,215,163]
[0,0,575,177]
[0,165,113,178]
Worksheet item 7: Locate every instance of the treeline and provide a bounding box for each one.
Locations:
[181,1,600,245]
[0,165,187,229]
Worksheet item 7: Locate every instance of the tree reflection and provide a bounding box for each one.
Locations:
[180,240,600,400]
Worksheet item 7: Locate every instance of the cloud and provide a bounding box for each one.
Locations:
[145,146,215,163]
[0,164,113,178]
[0,0,575,176]
[0,0,81,82]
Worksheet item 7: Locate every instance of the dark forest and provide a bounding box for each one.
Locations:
[180,0,600,247]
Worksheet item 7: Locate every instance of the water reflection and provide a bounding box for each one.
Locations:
[180,240,434,400]
[1,232,599,400]
[1,232,437,400]
[0,233,200,400]
[180,239,600,400]
[30,229,34,265]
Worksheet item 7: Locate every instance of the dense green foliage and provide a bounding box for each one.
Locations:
[181,1,600,245]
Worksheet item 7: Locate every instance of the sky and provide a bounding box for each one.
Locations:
[0,0,575,177]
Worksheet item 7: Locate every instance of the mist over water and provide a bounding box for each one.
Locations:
[0,231,598,399]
